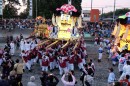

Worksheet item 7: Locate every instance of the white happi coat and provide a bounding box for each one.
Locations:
[98,47,103,60]
[20,40,25,51]
[25,42,31,51]
[10,42,15,55]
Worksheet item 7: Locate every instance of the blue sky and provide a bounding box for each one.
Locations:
[82,0,130,13]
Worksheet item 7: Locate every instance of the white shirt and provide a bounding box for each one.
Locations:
[27,82,37,86]
[123,65,130,75]
[25,42,31,51]
[10,42,15,49]
[108,72,115,83]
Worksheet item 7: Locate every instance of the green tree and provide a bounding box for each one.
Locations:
[32,0,82,18]
[3,4,18,18]
[102,8,130,18]
[19,0,29,18]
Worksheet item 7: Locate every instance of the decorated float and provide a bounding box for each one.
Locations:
[31,2,82,50]
[112,12,130,51]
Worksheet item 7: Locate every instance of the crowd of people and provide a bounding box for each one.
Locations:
[0,19,130,86]
[90,22,130,86]
[0,19,35,31]
[0,31,97,86]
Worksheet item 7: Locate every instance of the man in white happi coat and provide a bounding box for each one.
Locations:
[20,39,25,51]
[30,40,36,50]
[119,61,130,80]
[98,45,103,62]
[10,41,15,55]
[25,41,31,52]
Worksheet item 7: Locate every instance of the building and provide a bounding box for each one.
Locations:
[82,9,100,22]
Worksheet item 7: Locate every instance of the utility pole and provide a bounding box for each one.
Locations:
[102,7,103,19]
[91,0,93,10]
[68,0,72,5]
[36,0,38,17]
[113,0,116,22]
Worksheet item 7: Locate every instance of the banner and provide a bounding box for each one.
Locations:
[0,0,2,15]
[29,0,32,16]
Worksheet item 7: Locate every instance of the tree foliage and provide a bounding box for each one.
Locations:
[102,8,130,18]
[3,4,18,18]
[32,0,82,19]
[3,0,22,18]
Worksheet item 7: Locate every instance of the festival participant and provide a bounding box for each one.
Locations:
[48,51,55,71]
[58,56,67,75]
[94,37,98,45]
[107,68,116,86]
[76,51,84,70]
[42,54,49,72]
[88,59,95,72]
[21,50,28,71]
[103,38,107,47]
[20,39,25,52]
[119,61,130,81]
[98,45,103,62]
[119,75,130,86]
[108,46,113,61]
[37,49,43,67]
[10,41,15,55]
[31,48,37,65]
[26,51,32,72]
[71,26,78,38]
[107,43,111,54]
[111,52,119,66]
[100,37,103,46]
[30,39,36,50]
[68,52,75,71]
[118,54,126,75]
[0,49,3,66]
[25,41,31,52]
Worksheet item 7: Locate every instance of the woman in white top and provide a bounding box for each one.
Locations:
[61,72,76,86]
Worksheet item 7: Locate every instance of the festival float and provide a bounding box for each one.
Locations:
[32,2,82,50]
[112,12,130,51]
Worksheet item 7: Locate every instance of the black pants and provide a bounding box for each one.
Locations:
[17,74,22,81]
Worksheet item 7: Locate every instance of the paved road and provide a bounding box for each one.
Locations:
[0,29,120,86]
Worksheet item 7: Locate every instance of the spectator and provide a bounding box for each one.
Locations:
[46,73,59,86]
[27,76,37,86]
[84,74,94,86]
[40,71,48,86]
[107,68,116,86]
[13,59,24,81]
[61,72,76,86]
[0,75,10,86]
[119,75,130,86]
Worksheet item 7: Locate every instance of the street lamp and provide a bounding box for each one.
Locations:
[91,0,93,10]
[113,0,116,22]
